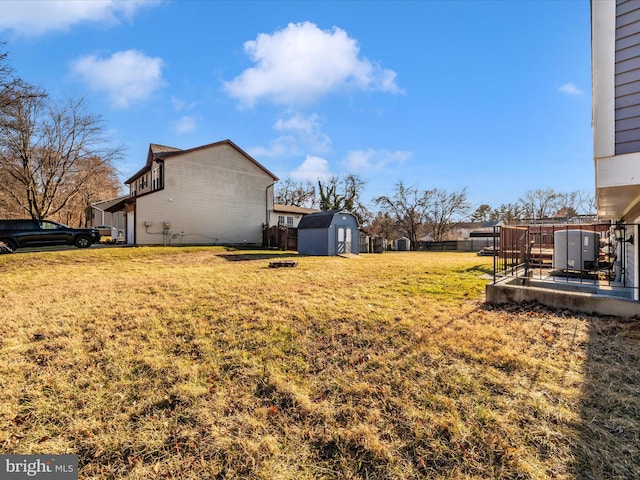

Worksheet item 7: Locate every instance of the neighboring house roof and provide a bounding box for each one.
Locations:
[125,139,278,185]
[273,204,320,215]
[91,195,129,210]
[469,230,499,237]
[298,209,355,229]
[455,221,500,229]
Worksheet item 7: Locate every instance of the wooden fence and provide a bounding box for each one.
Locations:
[264,226,298,251]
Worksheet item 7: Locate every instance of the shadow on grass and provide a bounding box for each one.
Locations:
[215,252,300,262]
[462,264,494,275]
[483,301,640,478]
[574,316,640,479]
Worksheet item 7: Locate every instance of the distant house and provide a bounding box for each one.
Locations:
[592,0,640,300]
[417,221,499,252]
[441,221,500,241]
[297,210,360,256]
[269,204,319,228]
[124,140,278,246]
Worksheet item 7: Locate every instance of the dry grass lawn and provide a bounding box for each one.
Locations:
[0,248,638,479]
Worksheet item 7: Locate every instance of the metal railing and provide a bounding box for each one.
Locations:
[492,223,638,301]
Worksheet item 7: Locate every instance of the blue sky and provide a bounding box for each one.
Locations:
[1,0,592,212]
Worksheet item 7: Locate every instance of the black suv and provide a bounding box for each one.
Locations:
[0,219,101,252]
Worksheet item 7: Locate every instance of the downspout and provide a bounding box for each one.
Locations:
[266,182,276,247]
[266,182,276,225]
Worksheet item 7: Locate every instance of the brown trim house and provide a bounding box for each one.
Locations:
[124,139,278,246]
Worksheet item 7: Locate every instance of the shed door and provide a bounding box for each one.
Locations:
[337,227,352,254]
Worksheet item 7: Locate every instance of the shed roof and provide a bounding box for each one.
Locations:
[297,209,353,229]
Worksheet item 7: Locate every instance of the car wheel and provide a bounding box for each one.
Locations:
[0,239,17,253]
[74,235,92,248]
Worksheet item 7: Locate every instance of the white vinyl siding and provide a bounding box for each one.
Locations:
[134,143,274,245]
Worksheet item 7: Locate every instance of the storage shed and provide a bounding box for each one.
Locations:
[394,237,411,251]
[297,210,360,256]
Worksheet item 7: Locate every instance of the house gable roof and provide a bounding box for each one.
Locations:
[150,144,182,155]
[125,139,278,185]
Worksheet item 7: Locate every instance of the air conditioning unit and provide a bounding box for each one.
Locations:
[553,230,599,271]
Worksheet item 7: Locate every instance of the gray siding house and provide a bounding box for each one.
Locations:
[297,210,359,256]
[592,0,640,299]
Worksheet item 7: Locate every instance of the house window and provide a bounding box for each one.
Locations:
[151,164,163,191]
[278,215,285,225]
[286,216,294,227]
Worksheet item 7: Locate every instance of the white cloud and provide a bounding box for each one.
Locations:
[223,21,402,107]
[171,116,196,134]
[246,136,299,158]
[70,50,165,108]
[558,82,583,96]
[247,112,331,158]
[0,0,159,36]
[343,149,412,171]
[170,95,197,112]
[275,113,331,153]
[291,156,333,182]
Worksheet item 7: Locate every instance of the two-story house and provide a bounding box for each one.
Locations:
[592,0,640,299]
[124,139,278,246]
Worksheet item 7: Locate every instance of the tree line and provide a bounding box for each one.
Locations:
[0,45,122,226]
[275,176,595,246]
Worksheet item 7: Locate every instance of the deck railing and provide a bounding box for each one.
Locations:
[492,223,639,301]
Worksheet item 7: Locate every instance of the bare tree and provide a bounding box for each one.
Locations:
[554,190,595,217]
[582,191,596,214]
[518,188,560,220]
[1,46,46,124]
[368,210,398,241]
[491,203,523,224]
[52,156,123,227]
[0,46,21,112]
[0,93,123,220]
[424,187,470,241]
[274,177,316,207]
[375,181,428,248]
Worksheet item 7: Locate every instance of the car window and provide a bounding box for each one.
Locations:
[39,221,62,230]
